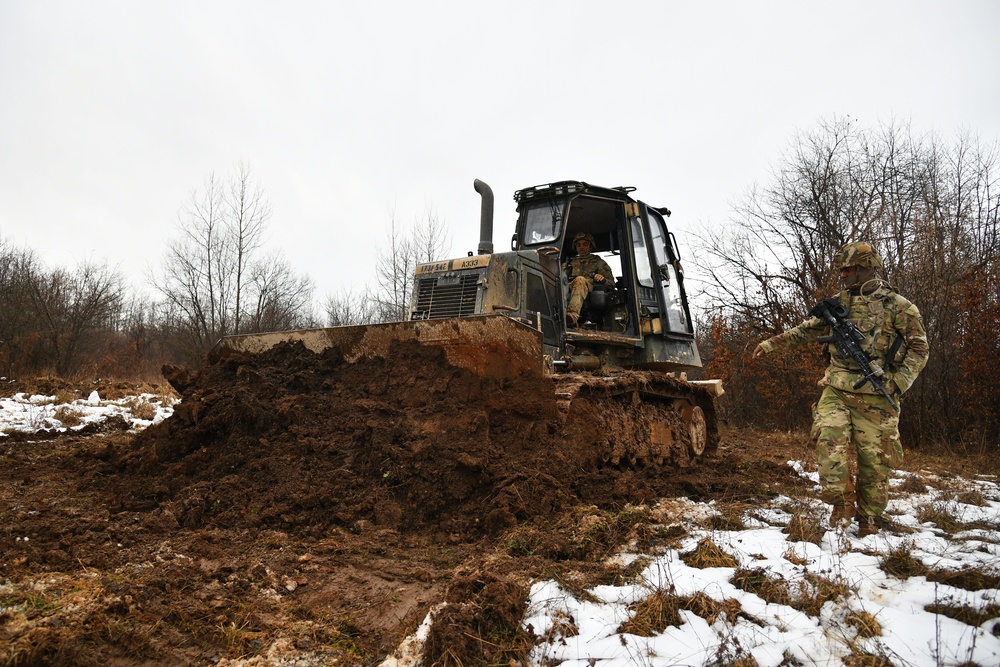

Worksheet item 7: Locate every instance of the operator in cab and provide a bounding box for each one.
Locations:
[563,232,613,327]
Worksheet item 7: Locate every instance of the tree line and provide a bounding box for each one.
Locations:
[694,117,1000,452]
[0,164,450,381]
[3,121,997,450]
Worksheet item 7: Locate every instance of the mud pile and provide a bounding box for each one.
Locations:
[115,339,716,539]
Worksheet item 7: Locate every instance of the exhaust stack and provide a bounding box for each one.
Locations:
[474,179,494,255]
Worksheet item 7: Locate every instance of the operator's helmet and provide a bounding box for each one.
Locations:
[573,232,596,250]
[833,242,883,271]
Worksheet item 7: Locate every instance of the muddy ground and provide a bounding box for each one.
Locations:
[1,341,978,666]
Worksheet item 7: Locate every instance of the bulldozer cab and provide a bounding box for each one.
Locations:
[401,179,702,372]
[513,182,696,365]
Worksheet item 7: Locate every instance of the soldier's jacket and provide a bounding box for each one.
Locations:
[563,253,613,282]
[760,286,929,396]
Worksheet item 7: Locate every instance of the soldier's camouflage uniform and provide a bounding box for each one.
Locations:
[563,253,613,323]
[758,285,928,519]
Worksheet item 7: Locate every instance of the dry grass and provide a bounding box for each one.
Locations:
[544,570,602,605]
[712,656,760,667]
[846,610,882,638]
[879,544,929,579]
[125,397,159,421]
[705,509,748,532]
[924,601,1000,628]
[784,510,825,545]
[843,654,893,667]
[681,537,739,569]
[915,502,995,534]
[729,568,792,606]
[925,567,1000,592]
[30,388,80,405]
[619,589,683,635]
[896,474,928,494]
[916,503,966,533]
[541,609,578,643]
[619,589,750,636]
[682,591,748,626]
[903,445,1000,485]
[55,389,79,404]
[592,556,652,587]
[53,406,85,428]
[781,547,809,566]
[570,505,655,560]
[955,490,988,507]
[779,649,806,666]
[792,573,851,616]
[728,568,853,616]
[646,524,689,550]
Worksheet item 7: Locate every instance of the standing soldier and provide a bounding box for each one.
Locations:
[753,242,929,536]
[564,232,613,327]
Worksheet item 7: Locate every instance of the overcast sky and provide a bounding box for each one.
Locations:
[1,1,998,302]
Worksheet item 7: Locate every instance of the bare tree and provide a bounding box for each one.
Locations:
[0,238,42,375]
[373,209,415,322]
[373,207,451,322]
[245,250,315,332]
[324,286,379,326]
[153,164,312,358]
[412,206,451,264]
[28,261,125,376]
[156,172,229,351]
[694,116,1000,446]
[226,162,270,334]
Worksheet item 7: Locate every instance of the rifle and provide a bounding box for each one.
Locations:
[809,297,899,410]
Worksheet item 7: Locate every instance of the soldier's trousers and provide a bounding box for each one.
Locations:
[812,385,902,518]
[566,276,594,319]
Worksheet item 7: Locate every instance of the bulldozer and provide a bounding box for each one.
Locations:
[212,180,722,466]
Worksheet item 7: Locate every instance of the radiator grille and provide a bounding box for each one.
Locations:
[412,272,481,319]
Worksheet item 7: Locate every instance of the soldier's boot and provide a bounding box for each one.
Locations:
[857,512,892,537]
[566,311,579,327]
[857,515,878,537]
[829,504,855,528]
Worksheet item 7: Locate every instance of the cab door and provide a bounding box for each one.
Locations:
[637,203,694,335]
[626,203,661,328]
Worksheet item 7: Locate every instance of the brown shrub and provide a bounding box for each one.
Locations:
[784,510,824,545]
[682,538,739,569]
[924,601,1000,628]
[730,568,792,606]
[846,610,882,638]
[53,406,84,428]
[879,545,929,579]
[619,589,682,636]
[925,567,1000,592]
[896,474,928,494]
[792,573,851,616]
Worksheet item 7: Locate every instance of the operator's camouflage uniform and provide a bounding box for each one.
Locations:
[563,253,613,323]
[758,286,928,519]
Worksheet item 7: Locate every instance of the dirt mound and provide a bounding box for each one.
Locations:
[112,339,724,540]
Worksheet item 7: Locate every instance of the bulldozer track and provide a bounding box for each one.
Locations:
[553,372,718,469]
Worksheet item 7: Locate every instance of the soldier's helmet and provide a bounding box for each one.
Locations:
[573,232,597,249]
[833,242,883,271]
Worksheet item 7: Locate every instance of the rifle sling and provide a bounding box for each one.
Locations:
[885,332,904,371]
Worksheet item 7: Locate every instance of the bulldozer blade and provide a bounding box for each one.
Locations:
[209,314,545,380]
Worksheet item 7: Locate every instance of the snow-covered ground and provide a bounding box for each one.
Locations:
[4,395,997,666]
[390,467,1000,667]
[0,391,175,435]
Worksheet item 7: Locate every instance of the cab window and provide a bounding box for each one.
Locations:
[631,217,653,288]
[647,211,691,333]
[521,201,565,245]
